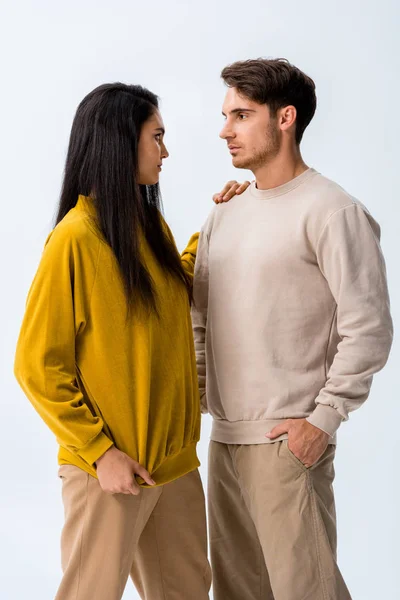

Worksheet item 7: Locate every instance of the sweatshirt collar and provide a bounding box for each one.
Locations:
[249,168,317,200]
[75,195,97,216]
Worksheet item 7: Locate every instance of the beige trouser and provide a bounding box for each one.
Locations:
[55,465,211,600]
[208,440,352,600]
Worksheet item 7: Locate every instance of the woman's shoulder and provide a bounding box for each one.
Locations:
[43,208,102,258]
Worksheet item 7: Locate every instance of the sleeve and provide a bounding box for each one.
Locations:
[181,232,199,283]
[14,226,114,466]
[306,203,393,437]
[191,229,210,414]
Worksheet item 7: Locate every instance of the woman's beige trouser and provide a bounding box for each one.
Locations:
[55,465,211,600]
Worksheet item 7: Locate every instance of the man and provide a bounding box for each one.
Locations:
[192,58,393,600]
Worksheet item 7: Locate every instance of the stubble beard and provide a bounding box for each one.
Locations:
[233,122,280,171]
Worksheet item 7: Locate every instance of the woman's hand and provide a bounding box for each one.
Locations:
[213,180,251,204]
[95,446,156,495]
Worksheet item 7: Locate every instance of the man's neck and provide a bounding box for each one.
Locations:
[253,148,309,191]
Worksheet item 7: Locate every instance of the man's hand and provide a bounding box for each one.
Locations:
[213,180,251,204]
[266,418,330,468]
[95,446,156,495]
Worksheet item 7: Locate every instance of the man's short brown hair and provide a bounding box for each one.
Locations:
[221,58,316,144]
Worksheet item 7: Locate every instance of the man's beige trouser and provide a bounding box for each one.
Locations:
[55,465,211,600]
[208,440,352,600]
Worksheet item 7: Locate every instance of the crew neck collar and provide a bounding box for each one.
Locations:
[249,168,317,200]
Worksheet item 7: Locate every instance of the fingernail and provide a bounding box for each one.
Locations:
[150,479,156,485]
[223,195,228,200]
[265,433,271,437]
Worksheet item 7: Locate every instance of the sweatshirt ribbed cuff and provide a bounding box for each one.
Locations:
[77,432,114,467]
[306,404,343,437]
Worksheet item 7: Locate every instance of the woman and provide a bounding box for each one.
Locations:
[14,83,248,600]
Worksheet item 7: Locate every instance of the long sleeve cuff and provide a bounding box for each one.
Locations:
[306,404,344,437]
[76,431,114,466]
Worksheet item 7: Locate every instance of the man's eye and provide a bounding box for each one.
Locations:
[238,114,247,120]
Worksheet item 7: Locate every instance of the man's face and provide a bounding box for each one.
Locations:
[220,87,280,171]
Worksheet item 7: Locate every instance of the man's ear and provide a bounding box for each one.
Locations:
[279,105,297,132]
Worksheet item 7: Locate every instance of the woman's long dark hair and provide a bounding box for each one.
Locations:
[56,83,190,314]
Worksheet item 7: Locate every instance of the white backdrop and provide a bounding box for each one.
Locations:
[1,1,398,598]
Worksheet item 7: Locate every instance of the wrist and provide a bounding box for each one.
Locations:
[306,404,343,438]
[77,432,114,467]
[95,445,114,468]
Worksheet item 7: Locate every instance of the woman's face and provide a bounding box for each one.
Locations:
[137,109,169,185]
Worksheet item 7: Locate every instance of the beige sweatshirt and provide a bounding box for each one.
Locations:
[192,168,393,444]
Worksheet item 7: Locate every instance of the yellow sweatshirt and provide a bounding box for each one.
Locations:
[14,195,200,486]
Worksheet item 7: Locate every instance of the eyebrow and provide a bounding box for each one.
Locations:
[222,108,257,116]
[154,127,165,134]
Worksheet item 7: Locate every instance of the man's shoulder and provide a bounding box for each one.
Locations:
[306,172,375,226]
[302,172,376,245]
[201,186,253,237]
[199,204,220,239]
[306,172,359,216]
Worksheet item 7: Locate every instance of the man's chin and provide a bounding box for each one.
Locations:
[232,157,251,169]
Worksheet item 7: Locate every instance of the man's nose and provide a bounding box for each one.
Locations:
[220,123,234,139]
